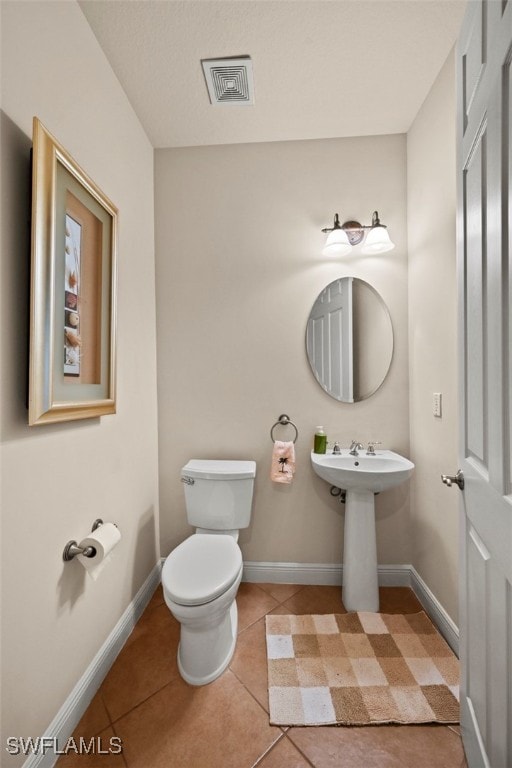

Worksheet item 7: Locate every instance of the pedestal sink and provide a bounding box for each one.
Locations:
[311,450,414,612]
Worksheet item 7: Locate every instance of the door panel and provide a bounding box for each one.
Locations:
[466,526,490,744]
[461,0,486,132]
[463,124,488,468]
[505,54,512,494]
[457,2,512,766]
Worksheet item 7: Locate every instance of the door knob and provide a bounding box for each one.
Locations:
[441,470,464,490]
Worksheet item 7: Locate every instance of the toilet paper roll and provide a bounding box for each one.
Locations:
[77,522,121,579]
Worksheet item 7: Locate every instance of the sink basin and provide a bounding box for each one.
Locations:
[311,450,414,493]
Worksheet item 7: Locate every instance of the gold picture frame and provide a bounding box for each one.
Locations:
[29,118,118,425]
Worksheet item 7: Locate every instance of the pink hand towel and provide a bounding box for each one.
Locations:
[271,440,296,484]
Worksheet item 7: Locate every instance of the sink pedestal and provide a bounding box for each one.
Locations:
[310,449,414,613]
[342,489,379,612]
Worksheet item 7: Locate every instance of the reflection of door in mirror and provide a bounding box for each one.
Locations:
[306,277,354,403]
[306,278,393,403]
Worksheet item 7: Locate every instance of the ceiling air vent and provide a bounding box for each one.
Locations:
[201,56,255,106]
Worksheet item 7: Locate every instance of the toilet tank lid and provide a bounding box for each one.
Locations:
[181,459,256,480]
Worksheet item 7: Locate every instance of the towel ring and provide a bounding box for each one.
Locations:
[270,414,298,444]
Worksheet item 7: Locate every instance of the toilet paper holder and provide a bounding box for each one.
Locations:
[62,519,104,561]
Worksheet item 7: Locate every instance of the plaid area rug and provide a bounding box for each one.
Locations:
[265,611,459,726]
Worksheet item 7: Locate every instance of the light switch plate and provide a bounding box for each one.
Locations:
[433,392,442,418]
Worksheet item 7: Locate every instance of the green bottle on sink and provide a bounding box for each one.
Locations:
[313,426,327,454]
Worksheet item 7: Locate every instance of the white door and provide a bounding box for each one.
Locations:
[306,276,354,402]
[456,2,512,766]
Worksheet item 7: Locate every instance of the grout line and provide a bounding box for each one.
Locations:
[250,731,287,768]
[106,678,177,728]
[282,731,316,767]
[257,584,307,603]
[237,598,304,639]
[238,613,273,636]
[99,690,116,729]
[228,665,272,719]
[234,583,310,638]
[245,583,274,597]
[238,601,281,635]
[110,720,130,768]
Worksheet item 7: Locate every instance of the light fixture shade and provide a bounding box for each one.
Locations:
[361,225,395,254]
[322,228,352,257]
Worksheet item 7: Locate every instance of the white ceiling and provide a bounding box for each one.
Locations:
[79,0,467,149]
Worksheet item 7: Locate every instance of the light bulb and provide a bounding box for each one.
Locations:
[322,228,352,257]
[361,225,394,254]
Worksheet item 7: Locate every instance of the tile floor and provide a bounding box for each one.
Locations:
[58,584,467,768]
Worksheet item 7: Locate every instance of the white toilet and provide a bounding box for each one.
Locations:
[161,459,256,686]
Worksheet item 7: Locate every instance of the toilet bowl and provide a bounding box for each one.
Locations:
[162,532,244,685]
[162,458,256,686]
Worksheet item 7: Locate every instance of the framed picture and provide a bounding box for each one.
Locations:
[29,117,118,425]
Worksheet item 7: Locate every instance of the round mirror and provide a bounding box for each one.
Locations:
[306,277,393,403]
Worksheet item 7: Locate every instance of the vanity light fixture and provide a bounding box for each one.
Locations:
[321,211,395,256]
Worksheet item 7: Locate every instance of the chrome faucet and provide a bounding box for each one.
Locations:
[349,441,364,456]
[332,441,341,455]
[366,441,382,455]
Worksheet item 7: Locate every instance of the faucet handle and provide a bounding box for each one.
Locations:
[332,441,341,454]
[366,441,382,455]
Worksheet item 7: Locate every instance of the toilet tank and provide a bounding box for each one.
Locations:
[181,459,256,531]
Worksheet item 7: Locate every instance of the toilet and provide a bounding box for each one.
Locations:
[161,459,256,686]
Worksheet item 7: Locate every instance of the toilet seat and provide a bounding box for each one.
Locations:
[162,534,242,607]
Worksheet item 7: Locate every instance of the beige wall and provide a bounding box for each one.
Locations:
[407,49,459,622]
[0,1,159,756]
[155,134,411,567]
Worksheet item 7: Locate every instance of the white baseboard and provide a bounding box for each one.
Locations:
[409,566,459,655]
[242,561,412,587]
[23,561,162,768]
[242,561,343,585]
[242,561,458,654]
